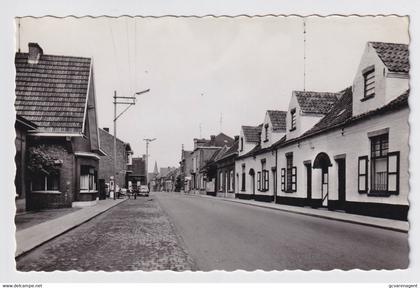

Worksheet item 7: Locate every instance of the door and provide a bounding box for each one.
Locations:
[337,158,346,210]
[322,168,329,207]
[305,163,312,206]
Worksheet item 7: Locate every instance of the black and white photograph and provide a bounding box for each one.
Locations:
[1,1,420,286]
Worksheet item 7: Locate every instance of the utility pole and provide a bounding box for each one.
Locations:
[112,88,150,199]
[143,138,156,189]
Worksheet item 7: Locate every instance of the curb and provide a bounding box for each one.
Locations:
[15,198,128,259]
[183,193,408,233]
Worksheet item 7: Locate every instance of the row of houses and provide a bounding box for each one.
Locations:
[14,43,147,212]
[178,41,409,221]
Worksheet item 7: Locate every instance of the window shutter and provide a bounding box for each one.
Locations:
[281,168,285,191]
[265,170,269,191]
[358,156,368,193]
[257,172,261,191]
[291,166,297,192]
[387,152,400,194]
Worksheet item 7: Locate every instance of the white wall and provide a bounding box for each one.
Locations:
[276,107,409,206]
[352,43,409,117]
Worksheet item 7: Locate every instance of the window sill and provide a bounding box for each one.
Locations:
[80,190,98,194]
[32,190,61,195]
[360,94,375,102]
[283,190,296,194]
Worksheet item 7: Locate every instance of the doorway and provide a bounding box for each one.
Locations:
[305,163,312,206]
[336,158,346,210]
[313,152,332,208]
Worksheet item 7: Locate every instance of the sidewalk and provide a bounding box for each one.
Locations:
[185,193,409,233]
[15,198,126,257]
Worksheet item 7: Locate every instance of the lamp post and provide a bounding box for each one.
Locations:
[112,89,150,200]
[143,138,156,190]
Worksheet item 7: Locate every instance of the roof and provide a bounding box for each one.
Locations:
[302,87,353,137]
[15,115,38,130]
[15,52,91,133]
[370,42,409,73]
[295,91,340,114]
[275,89,409,148]
[242,125,262,143]
[267,110,287,131]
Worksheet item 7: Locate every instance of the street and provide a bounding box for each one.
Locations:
[16,192,408,271]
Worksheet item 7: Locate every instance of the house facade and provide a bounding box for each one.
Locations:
[189,133,234,194]
[15,43,104,209]
[98,127,133,192]
[235,111,287,202]
[128,156,146,188]
[15,115,38,212]
[234,41,409,221]
[275,42,409,220]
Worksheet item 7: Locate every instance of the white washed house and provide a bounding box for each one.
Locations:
[235,111,287,202]
[275,42,409,220]
[235,41,409,220]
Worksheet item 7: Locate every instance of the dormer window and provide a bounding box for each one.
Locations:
[290,108,296,131]
[362,67,375,101]
[264,124,269,142]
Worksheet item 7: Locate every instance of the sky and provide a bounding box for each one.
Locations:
[16,15,409,172]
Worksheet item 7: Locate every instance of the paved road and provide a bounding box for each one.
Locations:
[155,192,409,271]
[16,197,194,271]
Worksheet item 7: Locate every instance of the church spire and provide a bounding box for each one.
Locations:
[153,161,158,175]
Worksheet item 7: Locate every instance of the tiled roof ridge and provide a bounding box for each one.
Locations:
[16,51,92,62]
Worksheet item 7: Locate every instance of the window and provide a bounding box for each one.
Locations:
[264,124,269,142]
[260,159,269,191]
[358,156,368,193]
[241,165,246,191]
[363,67,375,100]
[290,108,296,131]
[286,153,297,192]
[32,174,60,191]
[370,134,388,192]
[257,171,261,191]
[81,166,96,192]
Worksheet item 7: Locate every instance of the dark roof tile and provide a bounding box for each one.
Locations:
[242,125,262,143]
[370,42,409,73]
[295,91,340,114]
[15,52,91,133]
[267,110,287,131]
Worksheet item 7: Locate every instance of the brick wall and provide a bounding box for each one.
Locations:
[27,138,75,209]
[98,128,128,188]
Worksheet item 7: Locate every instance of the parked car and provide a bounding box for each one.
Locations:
[138,185,149,197]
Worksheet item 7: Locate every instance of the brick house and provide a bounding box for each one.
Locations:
[189,133,234,194]
[128,156,147,187]
[15,115,37,212]
[98,127,133,191]
[235,41,409,220]
[15,43,104,209]
[201,137,239,198]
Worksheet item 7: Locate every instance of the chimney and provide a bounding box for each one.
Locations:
[103,127,110,133]
[234,135,239,141]
[210,135,216,144]
[28,43,43,64]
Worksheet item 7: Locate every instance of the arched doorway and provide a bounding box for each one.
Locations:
[313,152,332,207]
[249,168,255,196]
